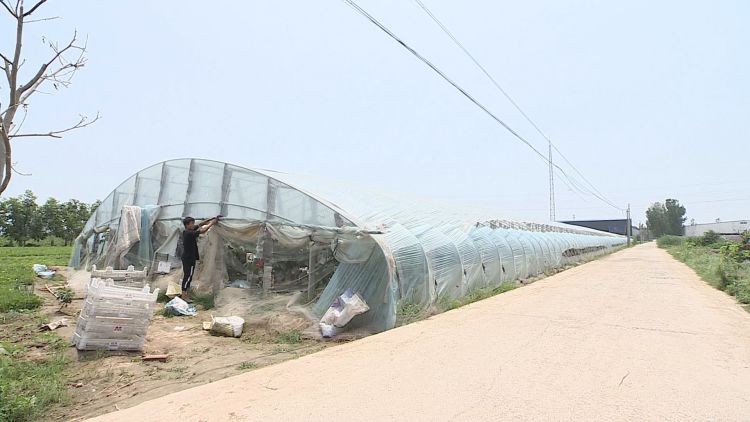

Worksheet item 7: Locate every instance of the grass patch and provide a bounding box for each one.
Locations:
[274,329,302,344]
[0,311,70,421]
[0,246,70,312]
[396,301,428,327]
[275,329,303,344]
[0,247,73,421]
[191,292,215,310]
[237,361,258,370]
[439,282,519,312]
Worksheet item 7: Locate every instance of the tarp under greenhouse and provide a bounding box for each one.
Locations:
[71,159,626,334]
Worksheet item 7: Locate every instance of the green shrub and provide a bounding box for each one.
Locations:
[657,235,684,248]
[701,230,722,246]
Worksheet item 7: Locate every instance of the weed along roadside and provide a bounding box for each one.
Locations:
[658,232,750,309]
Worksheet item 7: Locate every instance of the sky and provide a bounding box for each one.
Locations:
[1,0,748,226]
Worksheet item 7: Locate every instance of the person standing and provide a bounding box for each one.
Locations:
[180,216,219,302]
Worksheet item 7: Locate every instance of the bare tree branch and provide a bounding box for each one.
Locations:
[0,0,16,17]
[0,0,96,195]
[10,112,100,139]
[22,0,47,17]
[24,15,58,23]
[17,31,80,98]
[11,163,30,176]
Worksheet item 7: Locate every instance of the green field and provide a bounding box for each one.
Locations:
[0,246,71,313]
[0,246,72,421]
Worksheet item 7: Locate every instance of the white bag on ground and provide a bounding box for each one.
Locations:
[210,316,245,337]
[319,288,369,338]
[164,297,197,316]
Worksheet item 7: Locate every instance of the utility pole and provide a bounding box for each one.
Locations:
[548,140,555,222]
[626,203,632,246]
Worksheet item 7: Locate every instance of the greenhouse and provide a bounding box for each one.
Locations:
[71,158,626,334]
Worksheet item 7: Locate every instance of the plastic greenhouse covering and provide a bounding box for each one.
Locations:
[71,159,626,335]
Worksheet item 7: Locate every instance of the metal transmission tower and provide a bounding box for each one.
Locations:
[548,140,556,221]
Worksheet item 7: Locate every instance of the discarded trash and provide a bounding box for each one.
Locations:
[229,280,252,289]
[68,382,84,388]
[156,261,172,274]
[209,316,245,337]
[164,297,197,316]
[319,288,370,338]
[33,264,56,279]
[142,354,169,362]
[173,326,186,332]
[202,321,212,330]
[40,318,68,331]
[166,281,181,297]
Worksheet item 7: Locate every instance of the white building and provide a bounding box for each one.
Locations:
[684,220,750,237]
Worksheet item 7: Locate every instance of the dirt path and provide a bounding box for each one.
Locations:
[88,243,750,421]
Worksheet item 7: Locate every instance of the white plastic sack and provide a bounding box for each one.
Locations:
[164,297,197,316]
[33,264,55,279]
[319,288,370,338]
[210,316,245,337]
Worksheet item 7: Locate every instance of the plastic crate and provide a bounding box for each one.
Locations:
[72,332,145,351]
[91,265,148,281]
[86,278,159,303]
[76,315,150,334]
[80,298,154,319]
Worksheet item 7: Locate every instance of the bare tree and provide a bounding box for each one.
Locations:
[0,0,98,195]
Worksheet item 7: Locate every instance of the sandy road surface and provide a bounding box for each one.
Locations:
[90,243,750,421]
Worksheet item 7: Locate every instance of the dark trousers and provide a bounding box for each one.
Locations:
[181,259,196,292]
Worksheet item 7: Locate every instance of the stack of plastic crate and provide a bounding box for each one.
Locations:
[90,265,149,288]
[72,278,159,351]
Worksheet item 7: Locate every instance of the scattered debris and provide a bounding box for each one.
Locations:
[164,296,197,316]
[209,316,245,338]
[156,261,172,274]
[68,382,84,388]
[166,281,181,297]
[40,318,69,331]
[202,321,212,330]
[142,354,169,362]
[173,326,186,332]
[33,263,56,279]
[229,279,252,289]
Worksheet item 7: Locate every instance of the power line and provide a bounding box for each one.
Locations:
[410,0,622,211]
[342,0,551,163]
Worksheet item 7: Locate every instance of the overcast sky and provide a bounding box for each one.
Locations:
[2,0,747,226]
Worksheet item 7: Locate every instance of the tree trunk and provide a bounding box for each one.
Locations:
[0,131,10,195]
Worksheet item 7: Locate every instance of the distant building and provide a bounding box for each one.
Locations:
[559,219,639,237]
[684,220,749,237]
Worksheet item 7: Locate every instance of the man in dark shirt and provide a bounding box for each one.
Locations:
[180,216,219,302]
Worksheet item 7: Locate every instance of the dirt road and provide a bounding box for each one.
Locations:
[89,243,750,421]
